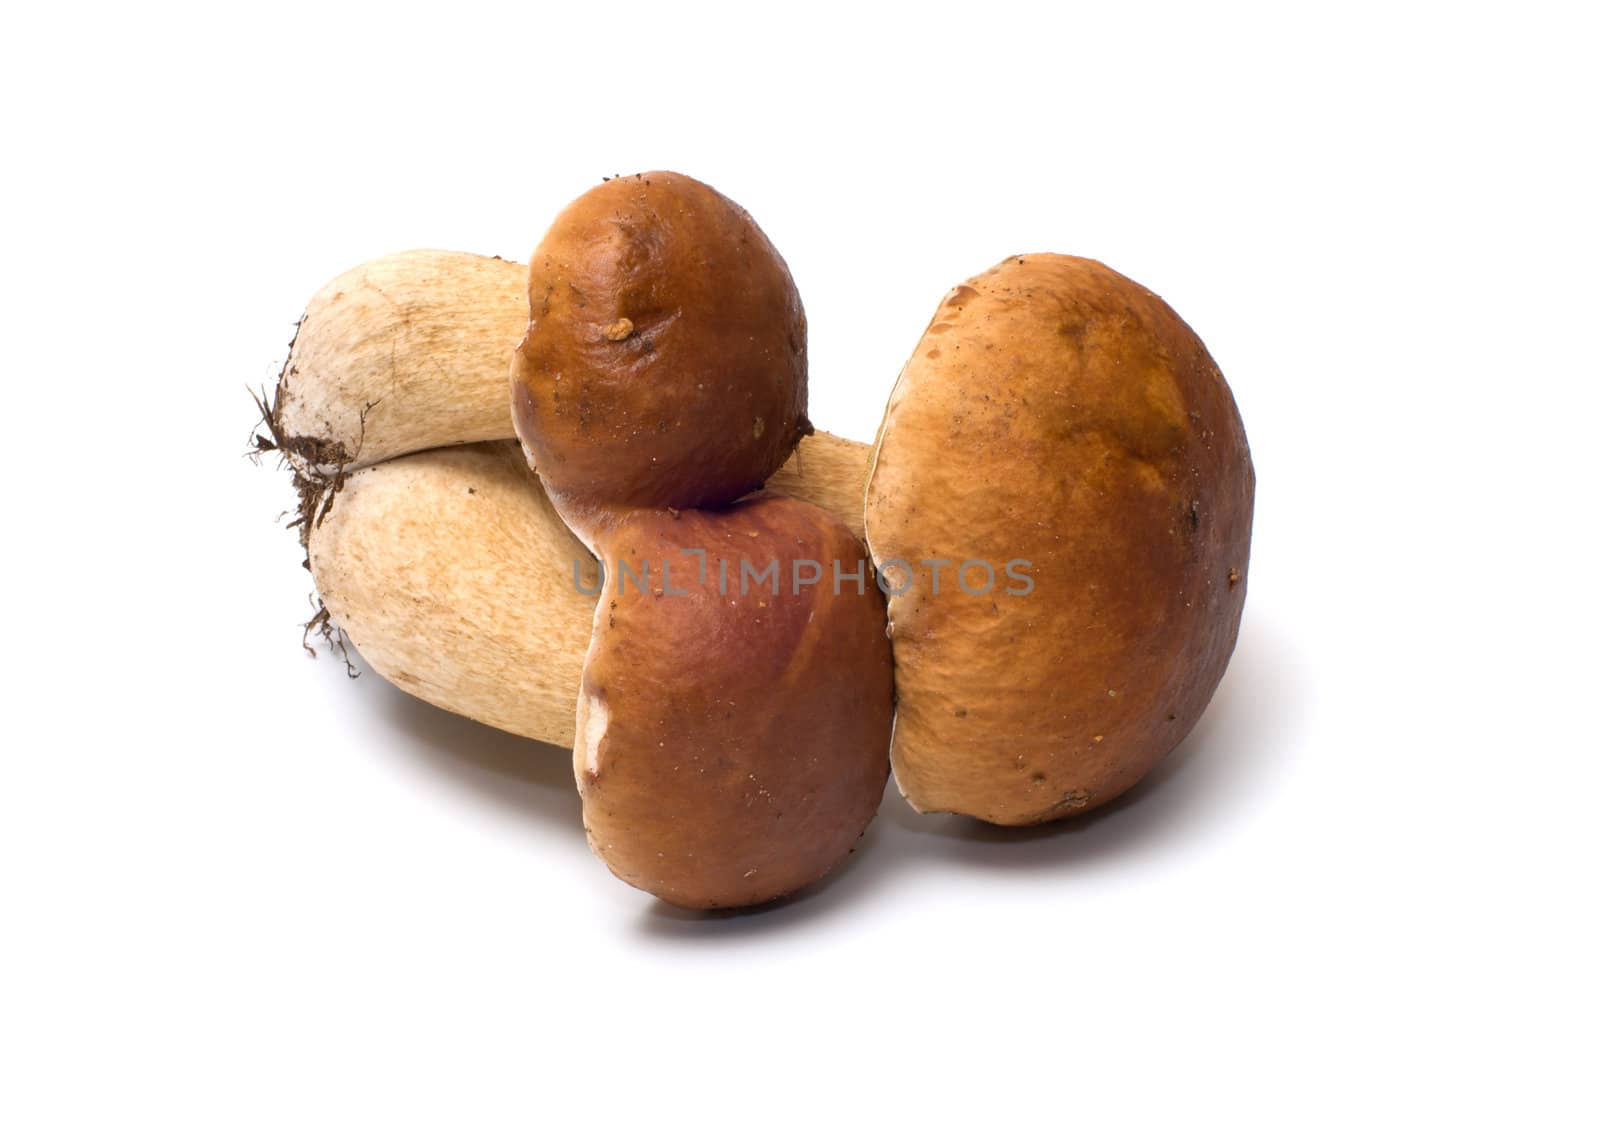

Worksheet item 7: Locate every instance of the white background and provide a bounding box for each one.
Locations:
[3,2,1596,1140]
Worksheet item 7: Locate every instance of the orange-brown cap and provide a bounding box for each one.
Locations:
[575,496,893,909]
[865,254,1255,825]
[511,172,808,527]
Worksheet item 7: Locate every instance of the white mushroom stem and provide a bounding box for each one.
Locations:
[307,442,595,745]
[275,250,529,475]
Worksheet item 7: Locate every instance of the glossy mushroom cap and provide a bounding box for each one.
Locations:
[865,254,1255,826]
[511,171,808,530]
[575,496,893,909]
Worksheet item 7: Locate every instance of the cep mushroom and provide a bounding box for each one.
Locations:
[264,249,873,745]
[302,434,872,745]
[865,254,1255,825]
[270,233,1253,854]
[512,172,893,908]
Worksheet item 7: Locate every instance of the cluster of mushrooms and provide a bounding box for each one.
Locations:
[266,171,1255,909]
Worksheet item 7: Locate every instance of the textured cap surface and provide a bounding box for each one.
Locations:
[865,255,1255,825]
[576,496,892,908]
[511,171,808,523]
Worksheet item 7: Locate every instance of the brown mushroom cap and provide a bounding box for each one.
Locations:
[575,496,893,909]
[511,172,808,527]
[865,254,1255,826]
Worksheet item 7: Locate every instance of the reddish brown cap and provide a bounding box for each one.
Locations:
[865,255,1255,825]
[575,496,893,909]
[511,172,808,526]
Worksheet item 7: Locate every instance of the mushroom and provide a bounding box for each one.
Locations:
[865,254,1255,825]
[513,172,893,906]
[271,240,1252,850]
[265,249,873,746]
[304,434,872,746]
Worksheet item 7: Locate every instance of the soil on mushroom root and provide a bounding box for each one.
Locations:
[246,320,366,675]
